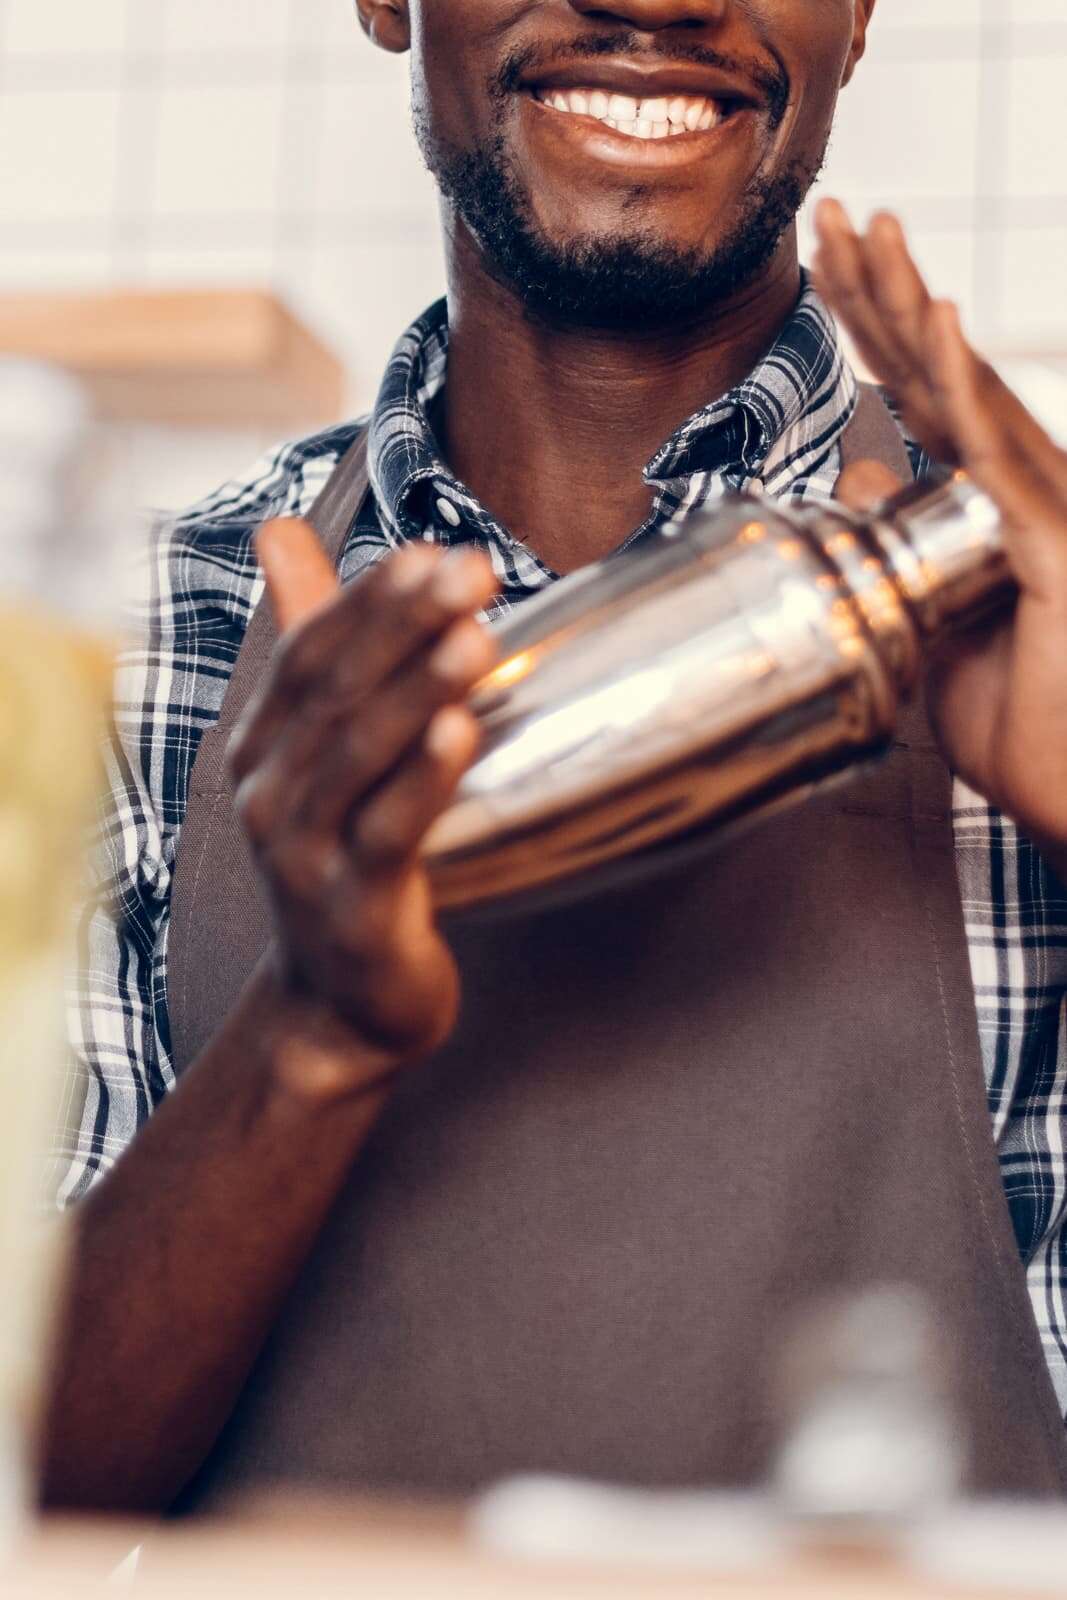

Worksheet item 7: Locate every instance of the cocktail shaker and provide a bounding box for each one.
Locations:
[423,474,1011,911]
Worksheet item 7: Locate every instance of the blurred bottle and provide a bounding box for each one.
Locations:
[770,1285,965,1541]
[0,360,124,1537]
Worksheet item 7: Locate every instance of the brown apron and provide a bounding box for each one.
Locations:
[169,389,1067,1507]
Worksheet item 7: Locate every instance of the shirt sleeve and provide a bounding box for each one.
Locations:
[45,433,348,1205]
[46,509,192,1209]
[45,433,351,1208]
[48,606,177,1209]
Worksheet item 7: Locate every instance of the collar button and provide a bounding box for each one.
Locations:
[435,495,461,528]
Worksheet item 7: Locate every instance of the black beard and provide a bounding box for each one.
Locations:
[417,111,823,332]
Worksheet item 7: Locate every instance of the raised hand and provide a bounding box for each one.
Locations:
[812,199,1067,862]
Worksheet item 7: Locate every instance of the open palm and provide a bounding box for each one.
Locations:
[813,200,1067,863]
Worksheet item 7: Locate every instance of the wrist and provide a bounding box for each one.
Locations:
[249,957,406,1116]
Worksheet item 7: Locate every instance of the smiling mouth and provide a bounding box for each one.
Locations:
[527,86,742,143]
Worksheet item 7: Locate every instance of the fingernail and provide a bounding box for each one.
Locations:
[426,706,471,759]
[388,544,439,593]
[433,552,486,609]
[429,624,486,682]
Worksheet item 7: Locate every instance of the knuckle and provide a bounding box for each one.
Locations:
[834,281,866,306]
[297,833,345,897]
[364,549,410,596]
[274,622,323,687]
[338,717,374,777]
[339,886,396,959]
[881,294,912,323]
[352,802,410,865]
[264,831,332,900]
[345,695,426,773]
[381,587,439,642]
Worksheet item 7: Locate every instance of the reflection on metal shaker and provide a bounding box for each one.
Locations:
[423,474,1011,911]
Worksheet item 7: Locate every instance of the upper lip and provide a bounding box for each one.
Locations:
[519,56,762,107]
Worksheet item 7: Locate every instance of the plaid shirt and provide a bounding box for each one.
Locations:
[56,281,1067,1414]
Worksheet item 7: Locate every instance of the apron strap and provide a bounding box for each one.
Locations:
[838,382,913,480]
[307,427,373,558]
[209,428,373,743]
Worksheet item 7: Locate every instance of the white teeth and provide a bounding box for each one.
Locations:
[535,86,724,140]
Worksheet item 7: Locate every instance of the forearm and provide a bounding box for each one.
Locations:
[40,961,397,1515]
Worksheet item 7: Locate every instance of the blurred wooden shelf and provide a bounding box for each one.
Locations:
[0,287,345,427]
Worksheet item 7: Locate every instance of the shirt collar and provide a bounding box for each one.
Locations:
[645,276,857,488]
[365,273,856,547]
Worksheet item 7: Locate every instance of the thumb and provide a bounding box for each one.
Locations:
[255,516,339,633]
[835,459,904,514]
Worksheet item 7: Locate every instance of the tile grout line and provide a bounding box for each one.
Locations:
[110,0,165,280]
[271,0,327,285]
[970,1,1010,343]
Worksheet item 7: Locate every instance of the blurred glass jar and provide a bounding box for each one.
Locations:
[0,360,127,1535]
[771,1286,965,1537]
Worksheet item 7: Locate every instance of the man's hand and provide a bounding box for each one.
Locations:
[42,525,500,1514]
[229,523,499,1092]
[813,198,1067,858]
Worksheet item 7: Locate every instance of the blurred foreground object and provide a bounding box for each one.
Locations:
[425,473,1010,911]
[771,1287,963,1533]
[11,1490,1067,1597]
[0,361,122,1540]
[473,1288,966,1582]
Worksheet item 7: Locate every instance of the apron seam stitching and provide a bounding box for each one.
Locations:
[176,792,224,1062]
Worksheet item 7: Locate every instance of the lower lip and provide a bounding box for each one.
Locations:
[522,93,755,171]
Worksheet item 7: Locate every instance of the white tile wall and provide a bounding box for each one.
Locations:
[0,0,1063,432]
[5,0,130,56]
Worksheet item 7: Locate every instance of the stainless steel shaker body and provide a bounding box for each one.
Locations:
[423,476,1010,911]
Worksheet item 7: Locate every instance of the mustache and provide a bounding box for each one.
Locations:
[492,32,790,126]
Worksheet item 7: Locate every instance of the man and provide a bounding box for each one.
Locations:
[45,0,1067,1513]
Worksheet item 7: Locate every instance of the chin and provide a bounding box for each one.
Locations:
[424,115,816,331]
[509,245,746,330]
[489,212,800,330]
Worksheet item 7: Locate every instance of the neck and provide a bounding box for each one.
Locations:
[435,223,802,575]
